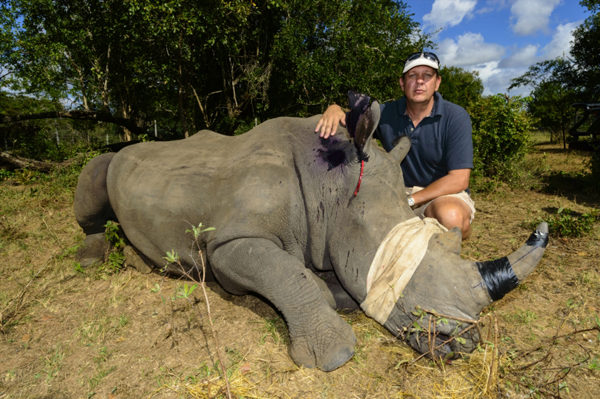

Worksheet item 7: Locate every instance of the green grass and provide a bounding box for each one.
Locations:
[42,345,65,382]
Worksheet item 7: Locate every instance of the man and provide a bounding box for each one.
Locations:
[315,52,475,239]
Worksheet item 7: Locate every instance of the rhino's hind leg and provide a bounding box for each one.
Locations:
[211,238,356,371]
[74,153,118,266]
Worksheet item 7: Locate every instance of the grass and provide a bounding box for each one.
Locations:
[41,345,65,382]
[257,316,288,345]
[1,141,600,398]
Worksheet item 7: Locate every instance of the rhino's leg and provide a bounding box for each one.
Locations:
[211,238,356,371]
[317,272,360,313]
[74,153,117,266]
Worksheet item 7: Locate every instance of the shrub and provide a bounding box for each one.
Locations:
[525,208,599,238]
[469,94,535,181]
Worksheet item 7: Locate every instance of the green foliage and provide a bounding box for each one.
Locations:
[185,222,215,239]
[269,0,432,117]
[1,0,429,137]
[525,208,599,238]
[104,221,126,272]
[176,283,197,299]
[509,58,578,146]
[571,1,600,100]
[437,66,484,109]
[469,94,534,180]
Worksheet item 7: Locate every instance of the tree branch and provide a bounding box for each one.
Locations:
[0,110,146,137]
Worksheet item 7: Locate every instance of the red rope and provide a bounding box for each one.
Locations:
[353,160,365,196]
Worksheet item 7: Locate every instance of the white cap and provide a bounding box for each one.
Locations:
[403,54,439,74]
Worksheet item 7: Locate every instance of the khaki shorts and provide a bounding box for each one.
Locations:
[406,186,476,223]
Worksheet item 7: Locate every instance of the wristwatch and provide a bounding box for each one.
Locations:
[407,195,415,207]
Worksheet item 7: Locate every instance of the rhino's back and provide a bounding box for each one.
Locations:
[105,117,315,266]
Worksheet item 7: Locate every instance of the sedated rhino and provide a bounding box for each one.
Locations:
[74,99,548,371]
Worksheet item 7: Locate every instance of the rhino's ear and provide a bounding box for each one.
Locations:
[389,135,411,164]
[355,101,381,157]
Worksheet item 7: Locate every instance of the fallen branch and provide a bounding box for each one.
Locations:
[0,151,76,172]
[0,110,146,136]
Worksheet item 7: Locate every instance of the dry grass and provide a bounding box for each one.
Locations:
[0,142,599,398]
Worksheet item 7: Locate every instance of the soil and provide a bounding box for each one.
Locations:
[0,142,599,398]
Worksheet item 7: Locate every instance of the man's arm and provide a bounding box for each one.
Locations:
[315,104,346,139]
[410,169,471,206]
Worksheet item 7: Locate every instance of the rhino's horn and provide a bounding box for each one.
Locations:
[355,101,381,157]
[476,222,548,301]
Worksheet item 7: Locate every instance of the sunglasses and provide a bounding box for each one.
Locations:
[405,52,440,66]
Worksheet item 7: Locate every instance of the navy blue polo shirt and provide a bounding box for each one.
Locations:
[375,92,473,188]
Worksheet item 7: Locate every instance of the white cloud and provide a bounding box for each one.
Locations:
[423,0,478,30]
[476,63,530,95]
[476,0,508,14]
[541,21,582,59]
[437,32,506,68]
[510,0,562,36]
[498,44,539,68]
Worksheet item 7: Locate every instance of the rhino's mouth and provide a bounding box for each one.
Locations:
[360,217,447,325]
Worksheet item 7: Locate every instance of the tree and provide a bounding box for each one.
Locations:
[509,58,578,148]
[571,0,600,100]
[1,0,428,140]
[437,66,483,110]
[268,0,432,117]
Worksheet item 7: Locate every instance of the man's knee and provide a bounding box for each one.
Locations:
[424,199,471,238]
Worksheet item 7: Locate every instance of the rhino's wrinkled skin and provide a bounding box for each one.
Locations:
[74,102,547,371]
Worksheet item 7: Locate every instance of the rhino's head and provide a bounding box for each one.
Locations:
[317,97,548,359]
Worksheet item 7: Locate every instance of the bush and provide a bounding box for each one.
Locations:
[469,94,535,181]
[525,208,599,238]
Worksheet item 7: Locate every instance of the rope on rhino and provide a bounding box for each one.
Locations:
[361,217,447,325]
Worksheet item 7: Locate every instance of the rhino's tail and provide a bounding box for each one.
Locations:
[476,222,548,301]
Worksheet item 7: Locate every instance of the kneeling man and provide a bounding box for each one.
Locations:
[316,52,475,239]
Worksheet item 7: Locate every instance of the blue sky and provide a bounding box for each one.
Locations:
[406,0,589,95]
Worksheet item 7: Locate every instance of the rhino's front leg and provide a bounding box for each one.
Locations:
[210,238,356,371]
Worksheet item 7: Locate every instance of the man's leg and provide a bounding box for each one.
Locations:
[423,196,472,239]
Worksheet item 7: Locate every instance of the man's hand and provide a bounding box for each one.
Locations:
[315,104,346,139]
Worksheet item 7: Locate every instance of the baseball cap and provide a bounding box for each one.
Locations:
[402,52,440,74]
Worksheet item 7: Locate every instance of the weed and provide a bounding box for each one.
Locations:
[161,222,232,399]
[74,262,85,274]
[589,357,600,371]
[103,221,127,273]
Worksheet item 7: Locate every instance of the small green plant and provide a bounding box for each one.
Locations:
[589,357,600,371]
[74,262,85,274]
[161,223,232,398]
[104,221,127,272]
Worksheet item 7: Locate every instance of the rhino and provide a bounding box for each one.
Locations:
[74,99,548,371]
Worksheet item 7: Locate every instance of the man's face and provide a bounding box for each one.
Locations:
[400,66,441,105]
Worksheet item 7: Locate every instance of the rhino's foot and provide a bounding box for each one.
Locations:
[124,245,154,274]
[76,233,110,267]
[288,309,357,372]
